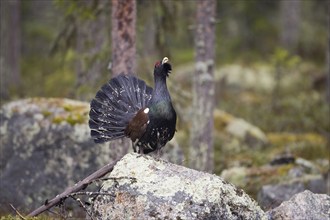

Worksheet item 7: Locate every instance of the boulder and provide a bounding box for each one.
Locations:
[0,98,183,213]
[258,172,329,210]
[267,190,330,220]
[90,153,267,220]
[0,98,114,213]
[214,110,268,148]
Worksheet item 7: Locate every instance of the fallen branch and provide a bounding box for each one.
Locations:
[10,204,26,220]
[28,158,121,217]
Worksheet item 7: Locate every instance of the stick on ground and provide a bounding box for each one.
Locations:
[28,158,121,217]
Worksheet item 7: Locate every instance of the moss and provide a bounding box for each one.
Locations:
[241,164,298,200]
[214,110,234,132]
[41,110,52,117]
[291,143,329,161]
[63,104,75,112]
[66,114,86,126]
[52,116,64,124]
[62,102,89,114]
[267,132,327,147]
[276,164,294,177]
[267,132,329,161]
[29,98,90,126]
[52,114,86,126]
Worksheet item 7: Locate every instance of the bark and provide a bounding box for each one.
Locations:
[189,0,216,172]
[111,0,136,76]
[280,0,301,53]
[111,0,137,151]
[0,0,21,101]
[327,0,330,103]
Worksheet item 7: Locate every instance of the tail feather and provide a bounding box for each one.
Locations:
[89,101,129,127]
[136,76,153,109]
[89,74,153,143]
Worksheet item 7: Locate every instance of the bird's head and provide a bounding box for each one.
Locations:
[154,57,172,78]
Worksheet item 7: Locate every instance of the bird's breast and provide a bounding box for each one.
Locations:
[149,102,176,120]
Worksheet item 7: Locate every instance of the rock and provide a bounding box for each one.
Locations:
[226,119,267,145]
[258,182,305,210]
[0,98,184,214]
[221,156,329,210]
[308,175,328,194]
[267,190,330,220]
[258,155,329,211]
[295,157,319,173]
[0,98,115,213]
[90,153,267,220]
[287,167,304,178]
[214,109,268,148]
[258,172,328,210]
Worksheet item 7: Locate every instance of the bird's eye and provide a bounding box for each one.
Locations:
[155,61,161,67]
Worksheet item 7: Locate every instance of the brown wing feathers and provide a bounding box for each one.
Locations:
[124,108,149,142]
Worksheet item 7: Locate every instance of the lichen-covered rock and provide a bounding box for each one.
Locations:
[0,98,183,213]
[267,190,330,220]
[214,109,268,148]
[0,98,114,213]
[90,153,267,220]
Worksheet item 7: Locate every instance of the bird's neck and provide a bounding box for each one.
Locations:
[149,75,175,120]
[151,76,171,103]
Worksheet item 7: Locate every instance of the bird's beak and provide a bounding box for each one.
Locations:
[162,57,169,65]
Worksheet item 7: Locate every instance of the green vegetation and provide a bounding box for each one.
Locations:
[5,0,326,102]
[213,62,329,173]
[220,64,329,134]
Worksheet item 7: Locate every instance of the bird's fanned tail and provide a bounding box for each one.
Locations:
[89,74,153,143]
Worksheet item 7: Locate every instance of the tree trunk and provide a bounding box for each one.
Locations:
[280,0,301,54]
[111,0,136,154]
[327,0,330,103]
[189,0,216,172]
[0,0,21,102]
[111,0,136,76]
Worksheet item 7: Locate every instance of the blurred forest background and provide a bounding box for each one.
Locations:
[1,0,328,100]
[0,0,329,204]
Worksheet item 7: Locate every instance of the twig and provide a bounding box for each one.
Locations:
[89,176,136,185]
[99,176,137,182]
[28,158,121,217]
[69,196,95,220]
[46,208,64,219]
[70,191,115,197]
[9,204,26,220]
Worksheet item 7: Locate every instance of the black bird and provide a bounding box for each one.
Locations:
[89,57,177,154]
